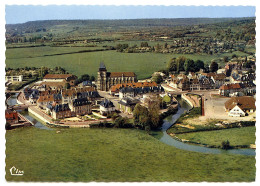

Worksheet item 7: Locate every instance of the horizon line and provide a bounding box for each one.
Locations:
[6,16,256,25]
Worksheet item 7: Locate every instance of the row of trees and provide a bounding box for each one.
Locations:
[167,56,219,73]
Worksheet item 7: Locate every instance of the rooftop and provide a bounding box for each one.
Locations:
[43,74,76,79]
[225,96,256,111]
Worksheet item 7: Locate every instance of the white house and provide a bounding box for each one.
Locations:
[119,87,135,99]
[225,96,256,117]
[5,75,23,82]
[228,105,246,117]
[99,99,116,115]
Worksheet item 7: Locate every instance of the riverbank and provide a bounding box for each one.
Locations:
[172,126,256,149]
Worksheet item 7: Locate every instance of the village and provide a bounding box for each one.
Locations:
[5,54,256,130]
[4,7,257,182]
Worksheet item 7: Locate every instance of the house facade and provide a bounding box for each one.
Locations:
[118,97,139,114]
[225,96,256,117]
[69,98,92,116]
[52,104,72,119]
[99,99,116,115]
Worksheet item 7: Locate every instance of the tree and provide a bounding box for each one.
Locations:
[133,104,150,129]
[152,74,163,84]
[81,74,90,81]
[176,56,186,72]
[210,61,219,72]
[146,96,161,129]
[65,83,71,89]
[89,76,95,81]
[184,58,195,73]
[223,56,229,62]
[140,42,149,47]
[167,58,177,72]
[221,140,231,150]
[194,60,205,72]
[162,95,171,104]
[232,54,237,59]
[114,116,131,128]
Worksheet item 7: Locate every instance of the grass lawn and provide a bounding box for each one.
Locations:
[175,126,256,147]
[6,127,255,182]
[6,46,250,80]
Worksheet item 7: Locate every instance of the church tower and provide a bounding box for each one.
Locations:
[97,62,107,91]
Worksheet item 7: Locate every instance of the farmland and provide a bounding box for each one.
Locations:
[6,127,255,182]
[5,18,255,79]
[175,126,256,148]
[5,46,249,79]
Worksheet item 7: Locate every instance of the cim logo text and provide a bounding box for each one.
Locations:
[10,166,24,176]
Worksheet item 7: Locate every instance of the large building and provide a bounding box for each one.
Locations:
[43,74,78,86]
[225,96,256,117]
[96,62,137,91]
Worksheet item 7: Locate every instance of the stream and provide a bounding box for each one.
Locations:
[151,98,255,156]
[7,93,51,130]
[7,93,255,156]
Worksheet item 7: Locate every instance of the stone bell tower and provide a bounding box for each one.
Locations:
[97,62,107,91]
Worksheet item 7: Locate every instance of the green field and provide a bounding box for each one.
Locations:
[6,127,255,182]
[175,127,256,147]
[5,46,249,79]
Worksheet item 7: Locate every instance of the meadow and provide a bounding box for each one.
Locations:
[5,127,255,182]
[175,126,256,147]
[5,46,248,79]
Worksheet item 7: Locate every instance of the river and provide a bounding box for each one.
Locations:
[151,98,255,156]
[7,93,51,130]
[7,93,255,156]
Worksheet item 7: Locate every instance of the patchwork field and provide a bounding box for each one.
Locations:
[5,46,249,79]
[6,127,255,182]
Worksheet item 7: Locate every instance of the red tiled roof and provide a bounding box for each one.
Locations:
[225,96,256,110]
[213,73,226,80]
[109,72,136,77]
[43,74,76,79]
[219,83,241,90]
[37,95,54,103]
[40,81,66,87]
[110,82,158,92]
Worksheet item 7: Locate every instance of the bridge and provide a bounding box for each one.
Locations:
[5,90,22,94]
[8,104,29,111]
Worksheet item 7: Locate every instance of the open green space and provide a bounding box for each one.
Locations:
[6,127,255,182]
[5,46,249,79]
[175,126,255,148]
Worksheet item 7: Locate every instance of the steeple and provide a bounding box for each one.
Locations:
[99,62,107,71]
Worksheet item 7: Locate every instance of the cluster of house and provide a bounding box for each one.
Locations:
[21,73,103,120]
[96,82,166,116]
[166,61,255,97]
[24,87,100,120]
[112,82,165,114]
[95,63,167,115]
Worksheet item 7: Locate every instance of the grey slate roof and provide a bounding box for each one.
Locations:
[100,99,114,108]
[99,62,106,71]
[72,98,91,107]
[53,103,70,113]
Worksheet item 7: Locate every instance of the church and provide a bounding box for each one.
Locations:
[96,62,137,91]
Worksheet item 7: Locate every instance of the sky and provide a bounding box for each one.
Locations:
[5,5,256,24]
